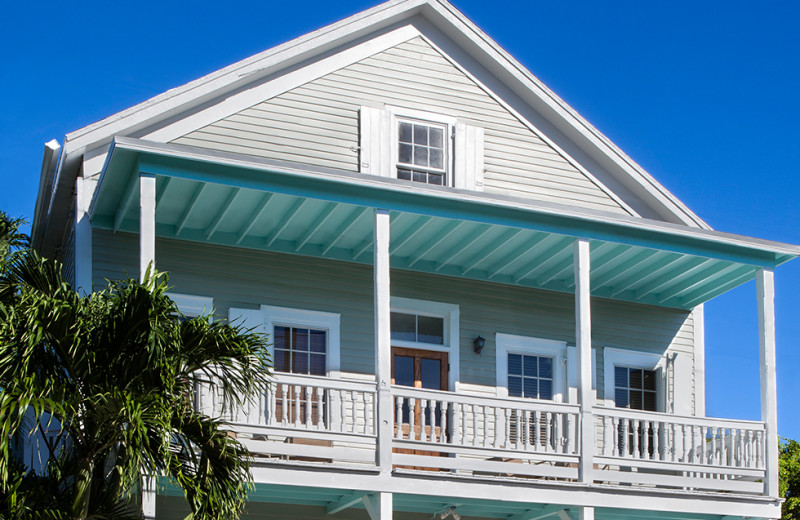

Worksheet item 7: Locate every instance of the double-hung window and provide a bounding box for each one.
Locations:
[396,120,448,186]
[614,366,658,412]
[507,353,554,401]
[273,326,327,376]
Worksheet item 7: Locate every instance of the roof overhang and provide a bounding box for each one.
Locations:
[90,138,800,310]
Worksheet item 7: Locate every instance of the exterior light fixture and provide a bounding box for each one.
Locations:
[473,335,485,354]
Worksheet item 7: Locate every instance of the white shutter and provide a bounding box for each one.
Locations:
[672,353,693,416]
[359,106,391,177]
[227,307,267,424]
[566,346,597,404]
[454,122,485,191]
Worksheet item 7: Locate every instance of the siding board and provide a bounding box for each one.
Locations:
[172,37,628,215]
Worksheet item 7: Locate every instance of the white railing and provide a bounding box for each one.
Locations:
[391,386,581,479]
[594,407,766,494]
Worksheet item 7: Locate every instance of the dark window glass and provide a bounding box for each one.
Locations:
[508,354,522,376]
[394,356,414,387]
[391,312,444,345]
[273,325,326,375]
[614,366,658,411]
[420,358,441,390]
[508,353,554,400]
[508,375,522,397]
[390,312,416,342]
[396,120,447,186]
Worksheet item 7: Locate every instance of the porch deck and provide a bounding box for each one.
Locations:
[200,373,766,497]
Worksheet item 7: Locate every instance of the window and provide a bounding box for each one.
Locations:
[614,366,657,411]
[390,311,444,345]
[396,120,448,186]
[358,106,484,191]
[273,326,326,376]
[495,334,566,402]
[508,354,554,400]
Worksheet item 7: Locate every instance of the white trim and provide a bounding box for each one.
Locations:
[495,333,567,403]
[693,304,706,417]
[139,174,155,282]
[388,106,455,187]
[74,175,93,295]
[261,305,342,378]
[168,293,214,319]
[602,347,666,412]
[566,346,597,404]
[391,296,459,391]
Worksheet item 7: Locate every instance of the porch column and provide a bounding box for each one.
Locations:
[574,239,593,484]
[374,209,393,474]
[578,506,594,520]
[757,268,778,498]
[363,492,392,520]
[139,174,156,282]
[142,474,156,520]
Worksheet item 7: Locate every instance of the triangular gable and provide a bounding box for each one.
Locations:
[50,0,709,236]
[171,36,632,215]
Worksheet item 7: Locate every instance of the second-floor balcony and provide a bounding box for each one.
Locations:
[200,372,767,497]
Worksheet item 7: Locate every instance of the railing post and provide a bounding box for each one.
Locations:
[139,174,156,282]
[374,209,393,474]
[757,268,778,498]
[574,239,594,483]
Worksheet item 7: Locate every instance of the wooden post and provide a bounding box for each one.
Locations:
[574,239,594,484]
[374,209,392,474]
[139,174,156,282]
[757,268,778,498]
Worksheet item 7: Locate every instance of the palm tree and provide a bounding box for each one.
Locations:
[0,252,271,519]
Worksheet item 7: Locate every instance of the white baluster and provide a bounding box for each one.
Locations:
[439,400,447,444]
[453,401,462,445]
[472,404,479,447]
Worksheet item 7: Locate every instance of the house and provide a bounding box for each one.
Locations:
[30,1,799,519]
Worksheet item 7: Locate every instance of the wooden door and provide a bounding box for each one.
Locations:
[391,347,448,467]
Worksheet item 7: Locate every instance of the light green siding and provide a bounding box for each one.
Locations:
[93,229,694,405]
[171,37,629,215]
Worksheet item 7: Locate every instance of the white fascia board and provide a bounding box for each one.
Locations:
[100,137,800,261]
[421,0,710,229]
[31,139,61,249]
[61,0,428,156]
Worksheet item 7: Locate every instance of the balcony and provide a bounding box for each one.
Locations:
[200,372,767,496]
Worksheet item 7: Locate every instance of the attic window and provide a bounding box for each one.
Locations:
[396,120,448,186]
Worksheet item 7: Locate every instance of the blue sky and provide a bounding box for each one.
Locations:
[2,1,799,436]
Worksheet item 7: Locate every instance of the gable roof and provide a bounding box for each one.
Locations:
[34,0,709,251]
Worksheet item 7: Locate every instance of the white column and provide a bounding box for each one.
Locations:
[74,175,93,295]
[374,209,392,474]
[578,506,594,520]
[363,492,392,520]
[574,239,594,483]
[142,474,156,520]
[757,268,778,498]
[139,174,156,282]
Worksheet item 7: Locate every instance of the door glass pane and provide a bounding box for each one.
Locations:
[394,355,414,387]
[417,315,443,344]
[420,358,442,390]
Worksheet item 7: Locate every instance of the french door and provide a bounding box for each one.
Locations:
[391,347,448,449]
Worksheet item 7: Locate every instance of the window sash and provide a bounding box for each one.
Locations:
[508,353,554,401]
[274,325,327,376]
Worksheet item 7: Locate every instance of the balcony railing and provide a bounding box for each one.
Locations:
[198,374,767,495]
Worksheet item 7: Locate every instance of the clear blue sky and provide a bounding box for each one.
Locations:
[2,1,799,436]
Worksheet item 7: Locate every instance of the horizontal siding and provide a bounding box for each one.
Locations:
[93,230,693,405]
[172,36,627,214]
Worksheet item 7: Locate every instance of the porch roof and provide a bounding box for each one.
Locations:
[91,137,799,310]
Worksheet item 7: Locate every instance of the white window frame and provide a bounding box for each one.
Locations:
[495,333,567,403]
[168,293,214,320]
[603,347,666,412]
[261,305,341,378]
[389,107,456,187]
[390,296,460,391]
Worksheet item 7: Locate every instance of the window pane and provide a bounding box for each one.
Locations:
[293,350,309,374]
[399,143,413,164]
[421,358,442,390]
[539,378,553,400]
[615,388,629,408]
[643,390,657,411]
[397,168,411,180]
[630,369,643,389]
[615,366,628,389]
[430,127,444,148]
[508,375,522,397]
[293,328,309,352]
[309,329,326,353]
[274,326,289,349]
[309,354,326,376]
[417,315,443,344]
[508,354,522,376]
[630,389,643,410]
[413,124,427,145]
[399,122,413,143]
[391,312,416,342]
[643,370,657,391]
[429,148,443,169]
[413,170,427,183]
[524,378,537,399]
[523,356,538,377]
[274,348,290,372]
[428,172,444,185]
[394,356,414,387]
[414,146,428,167]
[539,357,553,379]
